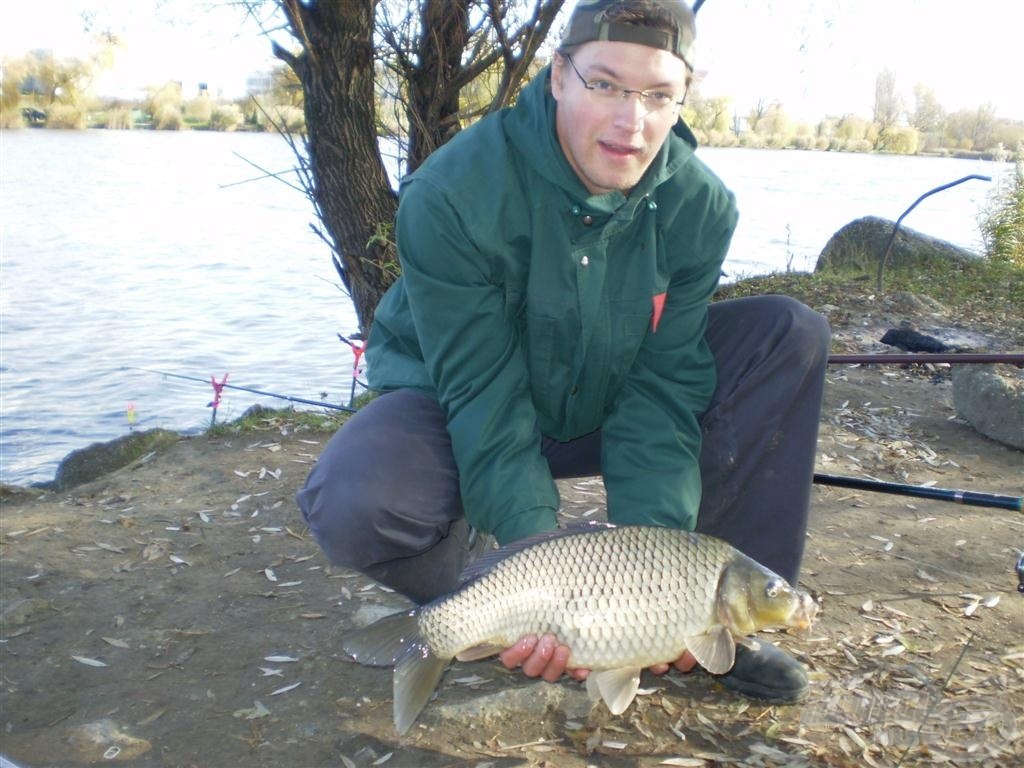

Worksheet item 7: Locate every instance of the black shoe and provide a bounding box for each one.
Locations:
[712,640,808,703]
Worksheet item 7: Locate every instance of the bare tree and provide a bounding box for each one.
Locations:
[267,0,566,336]
[911,82,944,134]
[872,68,903,148]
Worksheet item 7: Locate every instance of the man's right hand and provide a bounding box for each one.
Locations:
[498,634,699,681]
[498,634,588,682]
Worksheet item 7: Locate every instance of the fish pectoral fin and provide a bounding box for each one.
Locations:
[393,642,449,735]
[455,644,505,662]
[586,667,642,715]
[684,625,736,675]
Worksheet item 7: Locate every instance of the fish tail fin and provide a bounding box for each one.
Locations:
[394,641,448,735]
[343,609,450,734]
[342,609,421,667]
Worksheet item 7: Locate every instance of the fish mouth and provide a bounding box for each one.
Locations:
[788,592,820,634]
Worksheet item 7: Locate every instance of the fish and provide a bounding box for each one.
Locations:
[342,523,818,734]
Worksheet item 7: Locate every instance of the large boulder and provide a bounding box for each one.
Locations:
[50,428,181,491]
[815,216,978,273]
[952,365,1024,450]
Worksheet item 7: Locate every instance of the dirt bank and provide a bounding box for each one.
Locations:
[2,289,1022,768]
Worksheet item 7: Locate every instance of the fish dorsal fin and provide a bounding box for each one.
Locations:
[684,625,736,675]
[586,667,642,715]
[458,521,616,584]
[455,643,505,662]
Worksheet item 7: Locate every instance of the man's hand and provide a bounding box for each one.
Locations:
[498,634,698,681]
[498,634,586,682]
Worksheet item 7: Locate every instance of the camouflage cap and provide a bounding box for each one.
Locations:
[560,0,696,69]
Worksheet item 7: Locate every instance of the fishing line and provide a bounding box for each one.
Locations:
[123,367,357,413]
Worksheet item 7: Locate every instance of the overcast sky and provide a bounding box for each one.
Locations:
[2,0,1021,123]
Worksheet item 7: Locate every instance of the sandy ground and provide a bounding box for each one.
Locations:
[1,296,1022,768]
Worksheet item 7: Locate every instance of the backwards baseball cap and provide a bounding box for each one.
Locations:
[560,0,696,70]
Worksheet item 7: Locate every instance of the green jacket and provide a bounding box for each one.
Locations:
[365,67,738,545]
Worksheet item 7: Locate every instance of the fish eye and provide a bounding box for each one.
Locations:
[765,578,785,599]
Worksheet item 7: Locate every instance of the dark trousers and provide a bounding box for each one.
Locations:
[297,295,830,603]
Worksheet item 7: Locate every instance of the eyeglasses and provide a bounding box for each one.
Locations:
[564,54,686,113]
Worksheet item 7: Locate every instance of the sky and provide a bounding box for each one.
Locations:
[1,0,1022,123]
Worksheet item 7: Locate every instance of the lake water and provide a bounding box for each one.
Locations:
[0,129,1010,486]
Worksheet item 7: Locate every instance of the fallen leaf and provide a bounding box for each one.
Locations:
[72,655,108,667]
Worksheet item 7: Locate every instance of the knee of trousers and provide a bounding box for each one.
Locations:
[760,294,831,368]
[295,417,463,573]
[296,464,462,573]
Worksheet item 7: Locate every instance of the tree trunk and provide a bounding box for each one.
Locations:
[405,0,470,172]
[277,1,398,337]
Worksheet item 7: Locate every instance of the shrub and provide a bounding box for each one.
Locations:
[45,104,86,129]
[268,105,305,134]
[980,159,1024,268]
[185,93,213,124]
[105,107,133,130]
[210,104,243,132]
[154,104,184,130]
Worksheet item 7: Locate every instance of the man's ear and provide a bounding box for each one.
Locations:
[550,53,566,100]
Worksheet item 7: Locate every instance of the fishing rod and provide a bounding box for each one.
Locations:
[124,367,357,413]
[813,473,1022,512]
[829,353,1024,365]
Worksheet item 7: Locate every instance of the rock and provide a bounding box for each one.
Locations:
[952,365,1024,450]
[1,597,57,626]
[433,680,593,726]
[815,216,978,274]
[51,429,181,491]
[65,719,152,763]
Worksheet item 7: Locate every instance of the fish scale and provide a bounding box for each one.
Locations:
[419,526,733,668]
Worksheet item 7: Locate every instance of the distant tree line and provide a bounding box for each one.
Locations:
[5,46,1021,163]
[0,48,304,133]
[684,68,1024,160]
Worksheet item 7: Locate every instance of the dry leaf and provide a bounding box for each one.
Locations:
[72,655,108,667]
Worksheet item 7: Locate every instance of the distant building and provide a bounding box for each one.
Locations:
[246,72,273,96]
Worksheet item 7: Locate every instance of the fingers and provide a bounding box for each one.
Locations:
[649,651,697,676]
[498,635,538,670]
[673,651,698,673]
[500,634,582,682]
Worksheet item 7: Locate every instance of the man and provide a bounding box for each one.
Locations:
[298,0,829,702]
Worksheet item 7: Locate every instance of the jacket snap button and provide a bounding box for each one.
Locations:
[580,255,589,267]
[571,205,581,215]
[581,214,594,226]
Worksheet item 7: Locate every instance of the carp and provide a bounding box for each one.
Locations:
[342,524,818,734]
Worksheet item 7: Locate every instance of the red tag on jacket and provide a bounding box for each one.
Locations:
[651,292,667,333]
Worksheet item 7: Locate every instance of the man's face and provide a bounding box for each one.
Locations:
[551,41,689,196]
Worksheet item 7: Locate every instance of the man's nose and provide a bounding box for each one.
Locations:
[611,92,646,131]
